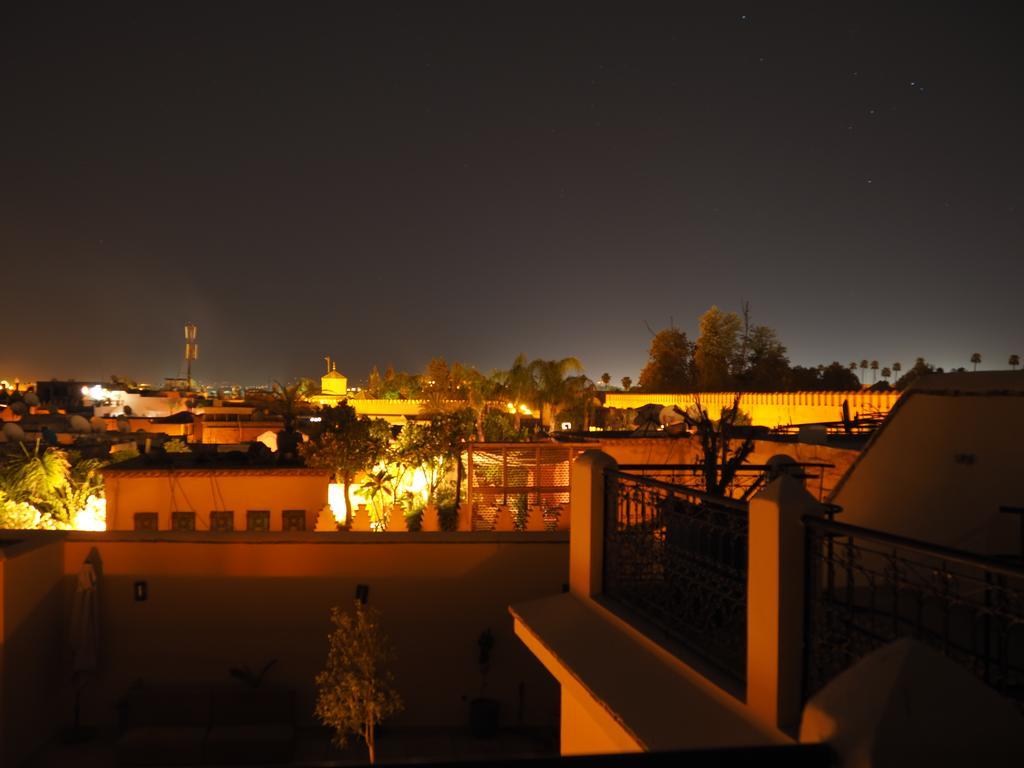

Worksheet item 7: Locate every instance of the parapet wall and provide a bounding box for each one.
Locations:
[604,391,901,428]
[0,531,567,757]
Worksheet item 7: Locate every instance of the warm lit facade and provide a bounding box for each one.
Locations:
[604,390,901,428]
[102,465,330,532]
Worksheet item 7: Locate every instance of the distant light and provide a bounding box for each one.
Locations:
[309,416,322,423]
[561,422,572,431]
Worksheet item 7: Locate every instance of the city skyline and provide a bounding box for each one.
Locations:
[3,3,1021,384]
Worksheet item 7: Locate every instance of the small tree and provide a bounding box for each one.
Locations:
[1010,354,1020,371]
[301,404,389,527]
[620,376,632,392]
[970,352,982,371]
[315,602,403,764]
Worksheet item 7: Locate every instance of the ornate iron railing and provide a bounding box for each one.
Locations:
[618,462,833,502]
[804,517,1024,706]
[603,469,749,683]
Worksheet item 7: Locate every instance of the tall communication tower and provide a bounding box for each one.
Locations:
[184,323,198,389]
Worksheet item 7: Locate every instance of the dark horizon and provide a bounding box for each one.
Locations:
[3,2,1021,386]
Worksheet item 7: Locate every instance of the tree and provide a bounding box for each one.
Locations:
[970,352,981,372]
[870,360,879,382]
[694,306,742,391]
[620,376,632,391]
[859,360,868,385]
[683,395,754,495]
[600,372,611,389]
[638,328,694,392]
[881,366,892,381]
[497,354,537,430]
[301,404,389,527]
[315,602,403,764]
[819,362,861,391]
[736,325,789,391]
[892,362,902,378]
[530,358,584,431]
[1011,354,1020,371]
[894,357,934,390]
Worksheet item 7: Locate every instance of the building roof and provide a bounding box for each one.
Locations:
[322,370,347,379]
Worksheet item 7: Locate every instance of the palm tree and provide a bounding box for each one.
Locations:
[621,376,632,392]
[859,360,868,385]
[600,372,611,389]
[497,354,538,430]
[530,357,584,432]
[970,352,981,372]
[1010,354,1020,371]
[881,366,892,381]
[892,362,902,378]
[848,362,857,374]
[870,360,879,382]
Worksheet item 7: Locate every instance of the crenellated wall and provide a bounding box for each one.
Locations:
[604,391,901,428]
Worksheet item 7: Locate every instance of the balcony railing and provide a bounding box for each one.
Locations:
[602,469,749,684]
[803,517,1024,707]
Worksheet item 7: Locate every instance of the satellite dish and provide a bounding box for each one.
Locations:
[23,392,40,407]
[69,414,92,433]
[2,423,25,442]
[90,416,106,433]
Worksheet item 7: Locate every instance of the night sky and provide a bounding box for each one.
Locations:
[3,2,1022,387]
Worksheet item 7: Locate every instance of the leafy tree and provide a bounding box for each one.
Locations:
[620,376,632,392]
[694,307,742,390]
[894,357,934,390]
[819,362,861,391]
[970,352,982,371]
[787,365,823,390]
[637,328,693,392]
[315,602,403,764]
[301,404,389,526]
[1011,354,1020,371]
[736,325,789,391]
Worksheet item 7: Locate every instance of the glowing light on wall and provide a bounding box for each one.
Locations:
[72,495,107,531]
[328,483,372,526]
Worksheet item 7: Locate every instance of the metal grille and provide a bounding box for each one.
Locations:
[282,509,307,531]
[603,470,749,683]
[246,510,270,532]
[466,444,583,531]
[804,517,1024,707]
[171,511,196,531]
[618,463,832,502]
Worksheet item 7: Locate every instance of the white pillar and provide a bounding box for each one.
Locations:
[569,450,618,598]
[747,474,823,732]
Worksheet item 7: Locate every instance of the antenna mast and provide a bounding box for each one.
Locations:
[184,323,198,390]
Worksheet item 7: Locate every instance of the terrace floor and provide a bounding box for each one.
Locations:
[24,725,559,767]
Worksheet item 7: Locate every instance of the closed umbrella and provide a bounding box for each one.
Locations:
[69,553,100,734]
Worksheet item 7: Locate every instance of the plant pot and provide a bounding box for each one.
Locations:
[469,697,499,739]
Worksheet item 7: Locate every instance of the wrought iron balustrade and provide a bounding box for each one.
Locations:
[603,470,749,683]
[803,517,1024,707]
[618,462,832,502]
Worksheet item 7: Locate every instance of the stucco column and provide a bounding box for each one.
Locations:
[569,450,618,598]
[747,474,823,732]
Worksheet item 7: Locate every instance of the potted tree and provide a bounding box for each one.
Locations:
[315,602,403,764]
[469,629,499,738]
